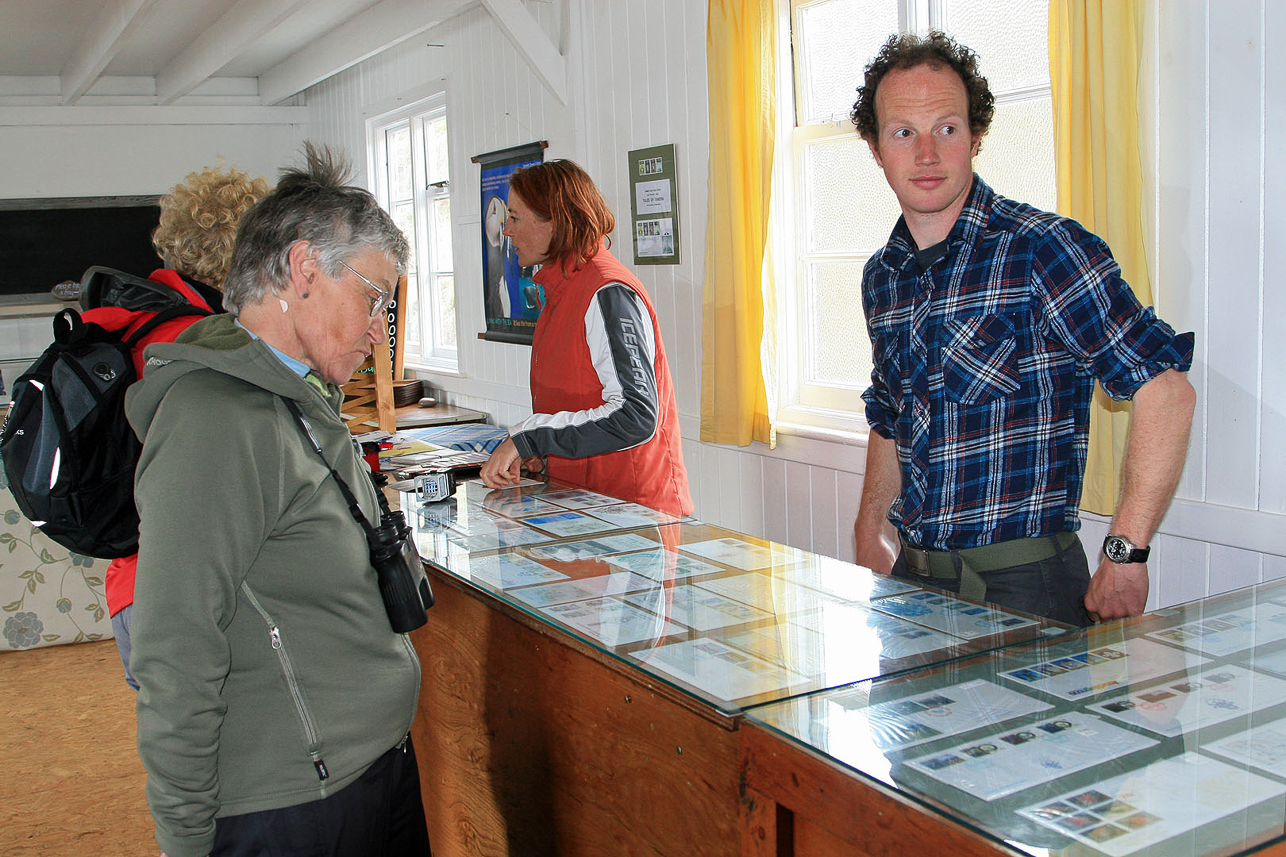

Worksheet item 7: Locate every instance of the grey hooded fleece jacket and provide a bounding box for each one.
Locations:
[125,314,421,857]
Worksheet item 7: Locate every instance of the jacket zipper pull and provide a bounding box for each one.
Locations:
[269,626,282,649]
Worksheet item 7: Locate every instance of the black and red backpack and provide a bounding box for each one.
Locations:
[0,267,220,557]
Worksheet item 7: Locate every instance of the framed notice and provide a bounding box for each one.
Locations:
[471,141,547,344]
[627,144,680,265]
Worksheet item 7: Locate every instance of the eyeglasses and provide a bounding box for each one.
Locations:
[339,260,393,318]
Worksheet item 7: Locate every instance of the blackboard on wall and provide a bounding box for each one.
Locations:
[0,196,165,297]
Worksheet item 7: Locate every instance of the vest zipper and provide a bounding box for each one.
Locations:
[240,582,329,781]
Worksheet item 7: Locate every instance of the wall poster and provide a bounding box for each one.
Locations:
[627,144,680,266]
[472,141,547,344]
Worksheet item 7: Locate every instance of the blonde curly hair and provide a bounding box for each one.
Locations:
[151,164,270,290]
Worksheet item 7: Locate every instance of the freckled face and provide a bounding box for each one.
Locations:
[868,63,980,245]
[296,246,398,386]
[501,189,554,267]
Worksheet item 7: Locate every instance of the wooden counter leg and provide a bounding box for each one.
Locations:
[741,786,791,857]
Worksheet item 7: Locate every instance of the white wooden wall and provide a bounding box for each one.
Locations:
[0,109,303,199]
[304,0,1286,611]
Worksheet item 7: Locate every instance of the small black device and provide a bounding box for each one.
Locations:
[415,471,455,503]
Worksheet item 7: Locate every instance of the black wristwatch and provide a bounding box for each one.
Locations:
[1103,535,1150,564]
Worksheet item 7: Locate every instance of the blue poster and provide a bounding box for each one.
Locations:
[475,142,546,344]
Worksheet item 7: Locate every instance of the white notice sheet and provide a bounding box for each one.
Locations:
[453,552,568,590]
[604,547,724,581]
[907,712,1158,801]
[679,537,808,571]
[525,532,659,562]
[510,571,658,609]
[480,493,564,518]
[1206,722,1286,778]
[520,510,619,539]
[628,584,773,631]
[999,638,1211,701]
[543,596,680,648]
[582,502,683,528]
[852,679,1052,752]
[1018,752,1286,856]
[1085,664,1286,737]
[536,488,623,510]
[784,554,919,603]
[1145,601,1286,657]
[630,637,811,703]
[446,526,554,553]
[872,591,1039,638]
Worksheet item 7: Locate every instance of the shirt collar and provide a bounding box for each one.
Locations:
[877,173,994,272]
[234,318,310,379]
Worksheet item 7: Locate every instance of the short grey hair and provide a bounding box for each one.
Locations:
[221,141,410,315]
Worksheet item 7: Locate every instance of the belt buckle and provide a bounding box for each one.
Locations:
[902,543,933,577]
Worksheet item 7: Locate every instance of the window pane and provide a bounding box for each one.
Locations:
[434,274,457,349]
[387,125,413,200]
[425,116,449,186]
[432,198,453,271]
[404,271,420,351]
[973,96,1056,213]
[940,0,1050,93]
[796,0,899,124]
[392,202,416,277]
[803,135,899,254]
[805,260,871,388]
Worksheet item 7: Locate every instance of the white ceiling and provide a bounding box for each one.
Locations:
[0,0,479,107]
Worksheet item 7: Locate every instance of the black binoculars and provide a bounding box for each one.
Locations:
[368,474,435,633]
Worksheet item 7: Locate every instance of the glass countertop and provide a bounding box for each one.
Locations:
[746,578,1286,856]
[406,477,1067,715]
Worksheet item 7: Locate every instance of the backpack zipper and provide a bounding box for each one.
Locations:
[240,582,329,781]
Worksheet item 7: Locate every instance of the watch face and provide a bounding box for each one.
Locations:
[1105,537,1130,562]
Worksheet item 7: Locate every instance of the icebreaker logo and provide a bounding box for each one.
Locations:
[619,319,648,386]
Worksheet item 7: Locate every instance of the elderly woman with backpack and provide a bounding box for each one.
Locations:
[106,163,269,690]
[125,143,431,857]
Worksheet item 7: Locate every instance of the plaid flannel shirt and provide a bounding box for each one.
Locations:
[862,176,1194,551]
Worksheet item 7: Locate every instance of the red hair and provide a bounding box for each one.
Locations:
[508,160,614,270]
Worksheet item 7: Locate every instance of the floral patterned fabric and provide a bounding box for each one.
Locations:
[1,472,112,650]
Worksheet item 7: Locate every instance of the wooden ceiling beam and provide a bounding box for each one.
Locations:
[154,0,310,105]
[60,0,161,105]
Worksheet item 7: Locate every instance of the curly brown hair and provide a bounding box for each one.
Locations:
[152,164,270,290]
[850,31,995,148]
[507,160,613,271]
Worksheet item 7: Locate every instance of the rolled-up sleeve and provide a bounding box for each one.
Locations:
[1034,221,1194,400]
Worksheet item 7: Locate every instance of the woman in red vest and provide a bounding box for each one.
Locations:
[479,160,692,519]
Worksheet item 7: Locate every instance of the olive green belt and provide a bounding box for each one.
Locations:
[898,531,1078,601]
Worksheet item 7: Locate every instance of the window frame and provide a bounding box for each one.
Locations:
[366,92,458,372]
[771,0,1053,438]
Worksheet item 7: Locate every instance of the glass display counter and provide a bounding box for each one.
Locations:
[745,578,1286,857]
[407,477,1067,715]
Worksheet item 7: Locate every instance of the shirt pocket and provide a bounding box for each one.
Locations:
[941,314,1020,405]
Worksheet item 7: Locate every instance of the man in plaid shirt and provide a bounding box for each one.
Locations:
[850,32,1195,626]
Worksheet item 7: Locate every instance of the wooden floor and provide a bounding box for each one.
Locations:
[0,639,153,856]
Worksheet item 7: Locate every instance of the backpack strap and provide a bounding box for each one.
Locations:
[121,305,209,350]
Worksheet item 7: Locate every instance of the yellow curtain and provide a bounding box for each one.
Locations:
[700,0,776,447]
[1049,0,1150,516]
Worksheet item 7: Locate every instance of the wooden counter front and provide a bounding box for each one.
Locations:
[740,721,1017,857]
[408,564,743,857]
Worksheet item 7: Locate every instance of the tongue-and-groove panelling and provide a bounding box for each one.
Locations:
[303,0,1286,611]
